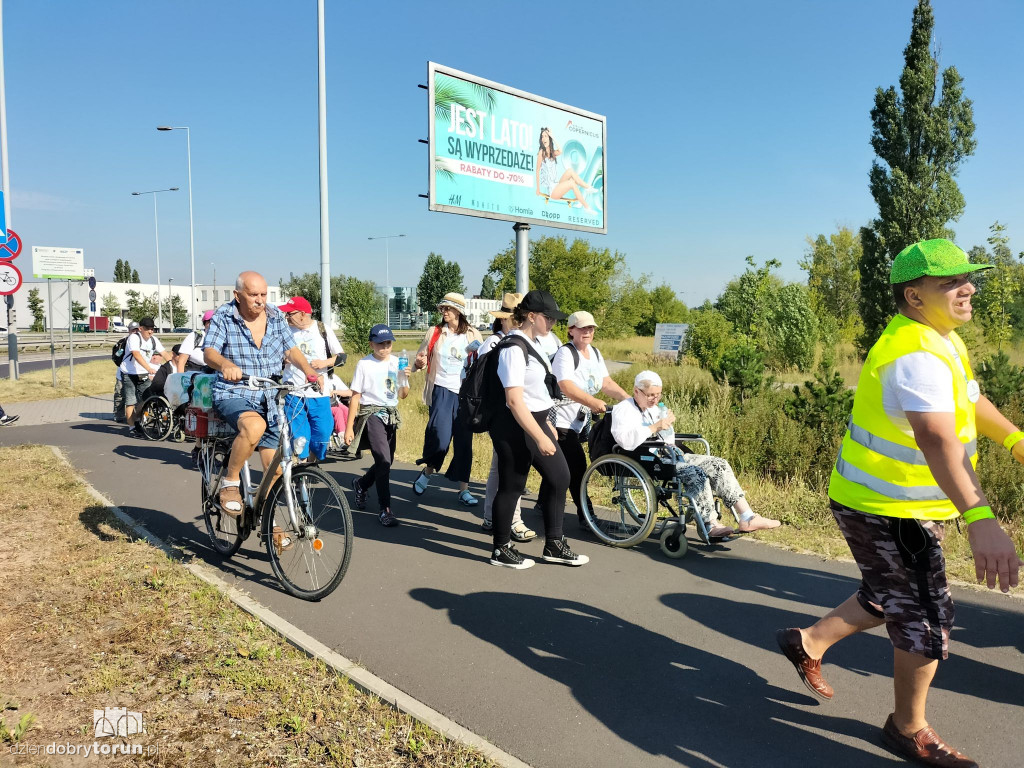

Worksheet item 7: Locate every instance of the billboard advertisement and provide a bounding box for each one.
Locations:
[428,62,606,235]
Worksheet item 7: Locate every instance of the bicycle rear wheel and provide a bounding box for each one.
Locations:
[138,397,173,441]
[262,466,353,601]
[199,440,243,557]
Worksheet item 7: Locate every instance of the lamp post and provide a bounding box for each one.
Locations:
[167,278,173,328]
[131,187,179,331]
[367,234,405,325]
[157,126,196,328]
[211,262,217,312]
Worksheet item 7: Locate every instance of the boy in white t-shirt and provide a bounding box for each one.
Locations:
[345,324,410,527]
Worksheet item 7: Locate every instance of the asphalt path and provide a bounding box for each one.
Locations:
[0,351,109,378]
[3,419,1023,768]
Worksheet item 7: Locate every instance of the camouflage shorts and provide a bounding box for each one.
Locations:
[831,501,953,660]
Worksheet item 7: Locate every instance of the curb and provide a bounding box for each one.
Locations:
[49,445,533,768]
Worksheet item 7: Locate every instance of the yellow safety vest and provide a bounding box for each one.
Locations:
[827,314,978,520]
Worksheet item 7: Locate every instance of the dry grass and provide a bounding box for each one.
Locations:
[0,445,495,767]
[0,360,114,404]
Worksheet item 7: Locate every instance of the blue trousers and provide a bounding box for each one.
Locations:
[284,394,333,460]
[418,384,473,483]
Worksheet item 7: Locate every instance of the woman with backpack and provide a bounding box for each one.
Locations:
[487,290,588,569]
[412,292,483,506]
[549,311,630,526]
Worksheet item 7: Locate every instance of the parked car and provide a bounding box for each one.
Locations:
[171,327,193,333]
[110,322,129,333]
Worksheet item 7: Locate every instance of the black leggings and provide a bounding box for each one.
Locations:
[550,427,587,519]
[488,407,569,549]
[357,415,396,508]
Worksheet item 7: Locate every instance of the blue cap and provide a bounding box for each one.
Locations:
[369,323,395,343]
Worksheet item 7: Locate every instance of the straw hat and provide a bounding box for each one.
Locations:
[437,292,467,315]
[489,292,523,319]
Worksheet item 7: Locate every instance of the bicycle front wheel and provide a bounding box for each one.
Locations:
[262,466,353,601]
[199,440,243,557]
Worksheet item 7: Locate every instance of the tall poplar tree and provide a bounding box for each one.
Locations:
[857,0,976,352]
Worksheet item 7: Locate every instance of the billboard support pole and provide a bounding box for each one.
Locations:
[67,280,74,388]
[0,0,18,380]
[514,222,530,294]
[47,278,56,387]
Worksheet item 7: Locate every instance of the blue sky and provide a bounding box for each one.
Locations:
[4,0,1022,306]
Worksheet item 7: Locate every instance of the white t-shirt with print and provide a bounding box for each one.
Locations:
[433,329,471,393]
[284,323,343,398]
[497,330,555,412]
[550,343,610,431]
[120,333,165,376]
[350,354,400,407]
[879,346,959,437]
[535,331,561,361]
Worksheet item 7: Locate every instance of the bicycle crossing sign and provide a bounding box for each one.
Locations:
[0,260,23,296]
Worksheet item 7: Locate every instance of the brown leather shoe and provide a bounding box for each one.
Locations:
[881,714,978,767]
[776,628,833,700]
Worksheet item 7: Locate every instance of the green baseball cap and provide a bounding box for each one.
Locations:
[889,238,992,284]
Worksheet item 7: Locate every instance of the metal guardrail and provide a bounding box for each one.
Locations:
[2,332,190,356]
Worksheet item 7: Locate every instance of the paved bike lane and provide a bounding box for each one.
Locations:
[3,416,1024,768]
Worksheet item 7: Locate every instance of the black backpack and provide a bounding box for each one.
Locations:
[586,411,616,462]
[459,335,557,434]
[111,332,135,366]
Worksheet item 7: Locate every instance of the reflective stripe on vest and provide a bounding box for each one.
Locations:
[846,419,977,466]
[835,445,948,501]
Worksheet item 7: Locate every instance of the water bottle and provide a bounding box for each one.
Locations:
[398,349,409,371]
[657,402,674,444]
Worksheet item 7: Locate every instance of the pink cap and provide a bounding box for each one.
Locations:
[202,309,215,323]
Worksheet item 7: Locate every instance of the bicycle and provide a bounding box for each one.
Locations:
[194,376,354,600]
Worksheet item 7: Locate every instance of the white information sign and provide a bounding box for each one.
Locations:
[653,323,689,358]
[32,246,85,280]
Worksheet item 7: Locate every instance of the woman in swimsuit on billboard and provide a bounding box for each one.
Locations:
[535,128,598,213]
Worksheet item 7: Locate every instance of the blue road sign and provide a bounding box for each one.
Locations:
[90,301,97,313]
[0,190,6,246]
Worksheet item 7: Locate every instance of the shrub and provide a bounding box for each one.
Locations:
[766,284,819,371]
[711,337,768,401]
[976,350,1024,409]
[685,306,735,370]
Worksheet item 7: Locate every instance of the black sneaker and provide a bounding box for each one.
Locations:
[541,536,589,566]
[489,543,535,569]
[350,477,367,510]
[129,424,144,438]
[379,507,399,527]
[0,414,20,427]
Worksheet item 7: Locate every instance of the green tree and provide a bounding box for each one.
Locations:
[480,274,497,300]
[716,256,783,342]
[27,287,45,331]
[71,301,87,322]
[280,272,345,320]
[337,276,382,355]
[766,284,819,371]
[857,0,976,352]
[131,268,140,283]
[801,227,862,339]
[685,303,735,371]
[417,253,465,323]
[100,292,121,318]
[484,244,518,298]
[600,274,652,338]
[530,236,623,318]
[125,290,143,321]
[168,294,189,328]
[114,259,125,282]
[636,283,687,336]
[970,223,1022,351]
[711,337,767,402]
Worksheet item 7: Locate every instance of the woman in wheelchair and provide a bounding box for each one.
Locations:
[610,371,781,536]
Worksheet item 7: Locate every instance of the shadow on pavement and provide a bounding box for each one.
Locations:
[411,589,901,767]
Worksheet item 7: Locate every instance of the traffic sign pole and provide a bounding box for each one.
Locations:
[67,279,74,388]
[0,1,17,379]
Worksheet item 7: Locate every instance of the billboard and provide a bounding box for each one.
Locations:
[32,246,85,280]
[428,62,606,234]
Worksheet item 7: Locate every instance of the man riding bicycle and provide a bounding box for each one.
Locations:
[203,270,320,516]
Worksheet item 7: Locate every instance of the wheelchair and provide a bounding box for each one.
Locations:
[579,433,725,559]
[135,392,189,442]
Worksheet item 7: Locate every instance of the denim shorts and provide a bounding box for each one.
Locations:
[214,395,280,450]
[122,374,152,407]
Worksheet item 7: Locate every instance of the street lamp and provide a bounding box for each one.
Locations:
[210,262,217,311]
[167,278,174,328]
[368,234,405,325]
[131,187,179,331]
[157,126,196,328]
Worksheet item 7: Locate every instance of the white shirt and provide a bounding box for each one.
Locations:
[325,373,350,397]
[611,397,660,451]
[177,329,207,369]
[479,332,505,357]
[535,331,561,361]
[496,330,555,412]
[120,332,164,376]
[350,354,400,407]
[433,329,471,393]
[283,323,343,398]
[880,348,958,437]
[551,343,610,431]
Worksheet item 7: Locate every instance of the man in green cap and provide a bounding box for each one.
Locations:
[776,239,1023,767]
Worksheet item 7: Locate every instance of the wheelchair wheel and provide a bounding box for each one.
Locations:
[580,454,658,547]
[659,521,689,559]
[138,396,173,441]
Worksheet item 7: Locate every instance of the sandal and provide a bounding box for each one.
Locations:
[511,521,537,542]
[219,484,243,517]
[707,524,736,540]
[272,526,293,554]
[413,470,430,496]
[458,490,479,507]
